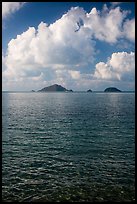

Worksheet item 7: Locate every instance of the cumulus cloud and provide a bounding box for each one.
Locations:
[2,2,26,19]
[68,70,81,79]
[110,2,122,6]
[94,52,135,81]
[55,70,81,83]
[3,7,96,82]
[2,5,135,91]
[123,18,135,42]
[2,51,6,72]
[85,6,127,43]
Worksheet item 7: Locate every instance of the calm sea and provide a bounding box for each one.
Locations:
[2,92,135,202]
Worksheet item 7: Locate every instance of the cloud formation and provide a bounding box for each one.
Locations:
[2,5,135,91]
[110,2,122,7]
[123,18,135,42]
[94,52,135,81]
[85,6,126,43]
[2,2,25,19]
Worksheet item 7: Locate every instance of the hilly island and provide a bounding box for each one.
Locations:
[37,84,122,93]
[38,84,73,92]
[104,87,121,92]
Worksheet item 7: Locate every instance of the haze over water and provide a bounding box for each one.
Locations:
[2,92,135,202]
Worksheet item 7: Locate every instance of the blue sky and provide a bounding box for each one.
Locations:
[2,2,135,91]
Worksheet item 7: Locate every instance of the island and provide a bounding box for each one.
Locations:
[69,89,73,92]
[104,87,122,92]
[38,84,73,92]
[87,89,92,93]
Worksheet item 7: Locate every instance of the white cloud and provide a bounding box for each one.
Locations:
[111,2,122,6]
[2,51,6,72]
[2,2,25,19]
[123,18,135,42]
[94,52,135,81]
[55,70,81,82]
[2,5,135,91]
[3,7,96,82]
[85,6,130,43]
[68,70,81,79]
[93,62,120,80]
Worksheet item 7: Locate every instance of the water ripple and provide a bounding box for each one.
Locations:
[2,93,135,202]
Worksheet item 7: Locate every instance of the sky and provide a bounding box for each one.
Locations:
[2,2,135,91]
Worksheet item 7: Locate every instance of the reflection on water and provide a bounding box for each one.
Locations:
[2,93,135,202]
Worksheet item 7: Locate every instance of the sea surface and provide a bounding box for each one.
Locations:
[2,92,135,202]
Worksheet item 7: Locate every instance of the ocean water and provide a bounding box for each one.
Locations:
[2,92,135,202]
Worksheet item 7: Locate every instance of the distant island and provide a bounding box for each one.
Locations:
[38,84,73,92]
[87,89,92,92]
[29,85,124,93]
[104,87,122,92]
